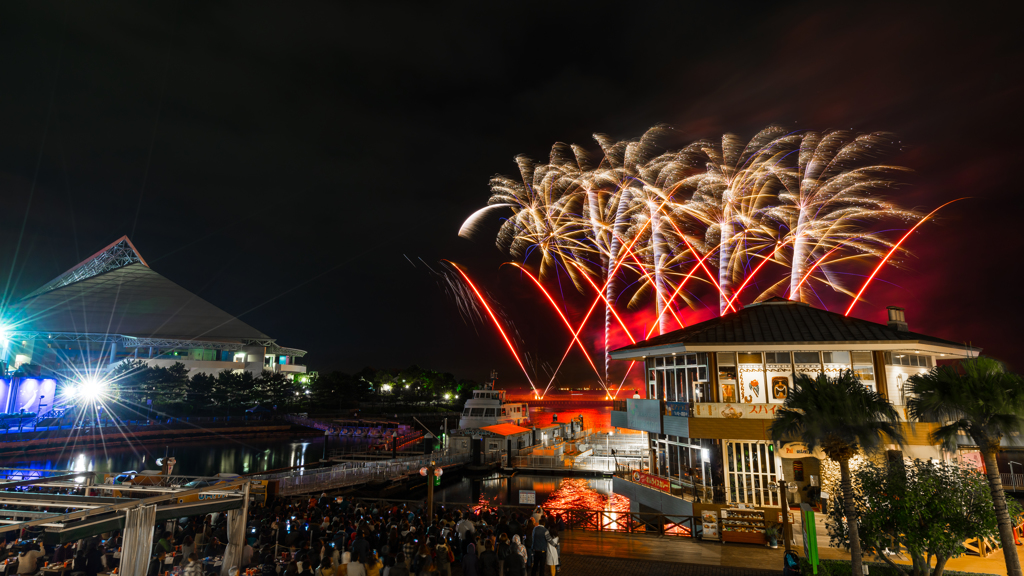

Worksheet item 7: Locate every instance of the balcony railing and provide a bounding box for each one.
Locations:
[613,461,714,502]
[1001,473,1024,490]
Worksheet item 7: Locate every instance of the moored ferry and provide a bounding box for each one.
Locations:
[458,370,529,429]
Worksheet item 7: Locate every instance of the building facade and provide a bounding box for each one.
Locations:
[608,298,976,518]
[0,236,306,393]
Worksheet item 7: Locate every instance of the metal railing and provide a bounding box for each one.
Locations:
[613,462,714,502]
[547,508,698,537]
[327,497,699,538]
[1001,473,1024,490]
[256,452,470,495]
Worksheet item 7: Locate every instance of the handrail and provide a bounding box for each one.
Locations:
[259,452,471,495]
[359,497,699,538]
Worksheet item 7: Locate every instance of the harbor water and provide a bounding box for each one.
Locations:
[0,406,621,511]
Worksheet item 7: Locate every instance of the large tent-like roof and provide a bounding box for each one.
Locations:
[6,236,271,344]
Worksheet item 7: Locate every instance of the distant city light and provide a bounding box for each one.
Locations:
[382,384,392,392]
[444,393,451,400]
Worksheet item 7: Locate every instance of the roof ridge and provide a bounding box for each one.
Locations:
[23,236,148,299]
[613,302,971,352]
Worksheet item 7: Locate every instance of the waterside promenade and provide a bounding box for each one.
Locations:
[559,530,1010,575]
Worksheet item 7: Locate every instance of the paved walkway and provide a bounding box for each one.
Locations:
[557,553,782,576]
[557,530,1010,575]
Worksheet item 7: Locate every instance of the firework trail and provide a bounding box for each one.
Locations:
[459,124,932,393]
[763,130,919,302]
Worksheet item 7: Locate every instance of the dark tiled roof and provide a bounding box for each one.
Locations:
[614,298,965,353]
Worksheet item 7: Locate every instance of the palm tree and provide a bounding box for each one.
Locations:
[770,370,904,576]
[907,356,1024,576]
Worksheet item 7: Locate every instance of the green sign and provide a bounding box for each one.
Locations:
[434,475,441,487]
[801,503,819,574]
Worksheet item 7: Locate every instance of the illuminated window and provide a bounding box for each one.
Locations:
[822,351,850,364]
[884,352,932,368]
[718,353,737,380]
[793,352,820,364]
[726,441,779,507]
[852,351,875,383]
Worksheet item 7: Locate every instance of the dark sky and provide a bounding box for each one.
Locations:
[1,1,1021,387]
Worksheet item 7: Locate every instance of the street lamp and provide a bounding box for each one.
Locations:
[768,479,797,552]
[420,462,443,520]
[1011,461,1023,489]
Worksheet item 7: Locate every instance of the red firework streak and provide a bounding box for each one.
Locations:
[505,263,605,383]
[538,203,674,398]
[570,264,637,345]
[844,198,966,317]
[617,240,687,330]
[646,242,724,331]
[677,233,738,314]
[446,261,538,394]
[723,239,793,312]
[611,251,714,397]
[792,242,848,298]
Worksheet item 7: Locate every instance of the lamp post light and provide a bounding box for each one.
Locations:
[1010,461,1023,489]
[420,462,443,520]
[769,479,794,552]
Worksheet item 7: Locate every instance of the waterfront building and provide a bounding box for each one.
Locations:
[608,298,976,522]
[1,236,306,392]
[451,423,535,463]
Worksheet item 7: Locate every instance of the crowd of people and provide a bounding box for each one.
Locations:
[153,493,565,576]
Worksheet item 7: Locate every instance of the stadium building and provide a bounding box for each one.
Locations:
[0,236,306,412]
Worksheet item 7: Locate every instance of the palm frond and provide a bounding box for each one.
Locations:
[770,370,904,460]
[908,356,1024,452]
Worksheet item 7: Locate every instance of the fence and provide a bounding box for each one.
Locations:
[2,412,281,434]
[338,497,699,538]
[257,452,470,495]
[613,461,714,502]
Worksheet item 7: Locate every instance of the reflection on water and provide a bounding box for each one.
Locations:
[429,473,621,510]
[0,436,350,477]
[0,405,613,477]
[528,406,611,431]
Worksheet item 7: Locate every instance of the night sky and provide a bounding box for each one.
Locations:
[1,2,1021,387]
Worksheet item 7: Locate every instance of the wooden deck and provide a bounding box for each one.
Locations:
[560,529,1011,575]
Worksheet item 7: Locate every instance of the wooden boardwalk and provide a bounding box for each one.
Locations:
[559,530,1010,575]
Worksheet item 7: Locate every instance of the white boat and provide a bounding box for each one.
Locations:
[458,370,530,429]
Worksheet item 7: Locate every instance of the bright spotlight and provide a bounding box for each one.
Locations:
[78,377,107,401]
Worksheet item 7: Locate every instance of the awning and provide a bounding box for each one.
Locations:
[48,498,244,543]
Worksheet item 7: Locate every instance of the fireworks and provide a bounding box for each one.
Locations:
[456,126,946,395]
